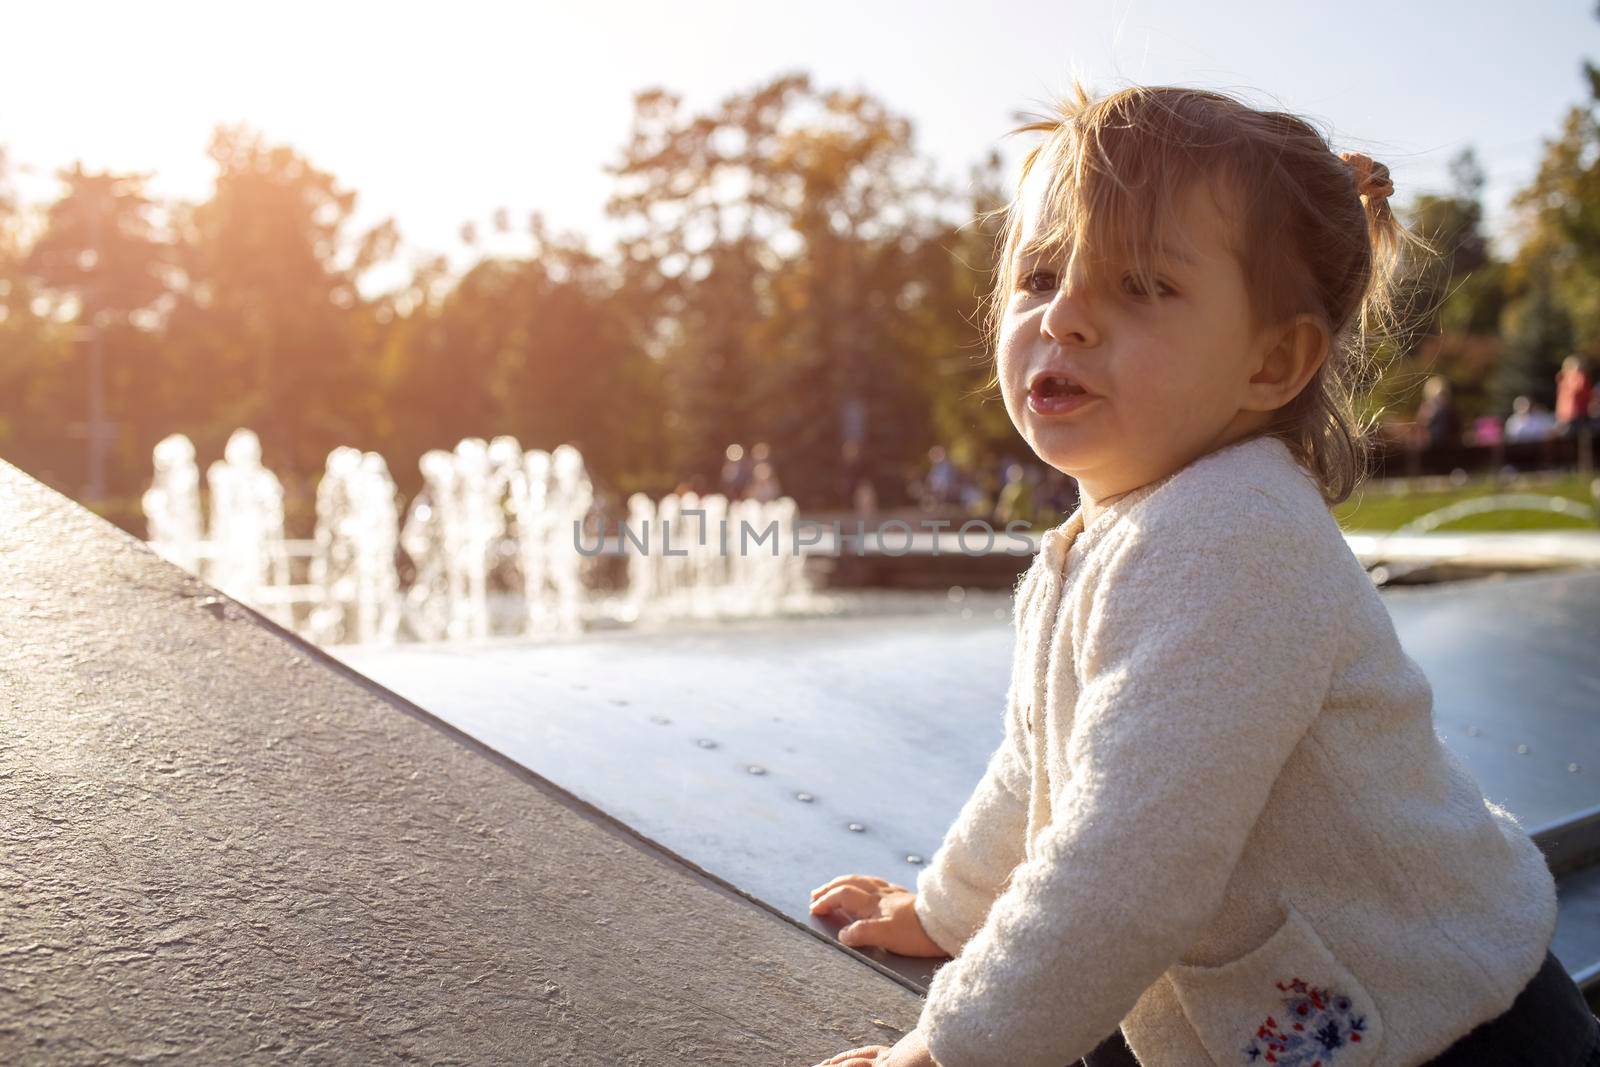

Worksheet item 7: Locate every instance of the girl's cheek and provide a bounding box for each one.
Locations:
[997,318,1032,366]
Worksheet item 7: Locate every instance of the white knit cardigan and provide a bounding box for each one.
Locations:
[912,434,1558,1067]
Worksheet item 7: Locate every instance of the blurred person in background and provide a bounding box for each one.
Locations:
[960,466,995,521]
[1415,375,1463,452]
[720,443,754,499]
[1556,355,1594,439]
[995,463,1034,526]
[1469,415,1504,447]
[747,458,783,504]
[852,477,878,519]
[922,446,960,511]
[1505,396,1560,443]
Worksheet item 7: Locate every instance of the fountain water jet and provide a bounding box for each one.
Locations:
[205,429,292,627]
[142,434,203,573]
[308,447,402,645]
[143,429,817,644]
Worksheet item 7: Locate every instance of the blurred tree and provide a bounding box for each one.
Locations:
[19,162,172,501]
[1498,267,1575,409]
[0,149,78,483]
[606,77,802,491]
[164,125,397,486]
[1389,147,1509,426]
[605,72,971,506]
[918,150,1019,473]
[1508,103,1600,346]
[1496,14,1600,410]
[1410,148,1506,338]
[25,163,170,311]
[380,218,667,496]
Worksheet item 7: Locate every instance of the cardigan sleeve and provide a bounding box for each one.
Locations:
[912,562,1043,957]
[912,709,1033,957]
[918,488,1345,1067]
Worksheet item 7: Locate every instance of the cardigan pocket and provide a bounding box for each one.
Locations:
[1166,902,1384,1067]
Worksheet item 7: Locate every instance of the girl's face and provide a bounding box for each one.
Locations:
[996,166,1285,509]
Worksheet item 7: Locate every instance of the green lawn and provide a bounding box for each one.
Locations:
[1333,475,1600,532]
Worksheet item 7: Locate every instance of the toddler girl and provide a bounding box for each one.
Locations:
[808,83,1600,1067]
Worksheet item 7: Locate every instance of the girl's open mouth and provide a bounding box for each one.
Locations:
[1027,374,1099,417]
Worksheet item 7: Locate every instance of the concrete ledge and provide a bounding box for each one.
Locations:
[1345,529,1600,570]
[0,460,922,1065]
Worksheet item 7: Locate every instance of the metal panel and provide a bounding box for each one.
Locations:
[337,570,1600,988]
[1383,570,1600,832]
[336,599,1014,987]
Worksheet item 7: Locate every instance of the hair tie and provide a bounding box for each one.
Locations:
[1339,151,1394,207]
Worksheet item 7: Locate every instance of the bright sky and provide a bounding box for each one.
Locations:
[5,0,1596,289]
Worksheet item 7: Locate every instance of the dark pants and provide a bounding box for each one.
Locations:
[1080,950,1600,1067]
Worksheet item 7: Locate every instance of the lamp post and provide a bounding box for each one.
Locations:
[83,206,110,505]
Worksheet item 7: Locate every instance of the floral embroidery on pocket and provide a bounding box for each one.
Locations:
[1241,977,1368,1065]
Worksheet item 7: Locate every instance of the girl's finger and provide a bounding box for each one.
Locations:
[814,1045,891,1065]
[809,873,885,900]
[809,884,874,917]
[839,916,891,947]
[809,874,856,899]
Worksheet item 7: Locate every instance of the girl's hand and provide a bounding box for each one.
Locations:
[810,1028,938,1067]
[808,874,949,958]
[810,1043,892,1066]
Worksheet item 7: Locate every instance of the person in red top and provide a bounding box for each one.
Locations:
[1556,354,1594,438]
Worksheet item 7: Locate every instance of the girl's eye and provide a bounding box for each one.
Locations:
[1120,273,1176,300]
[1019,269,1057,294]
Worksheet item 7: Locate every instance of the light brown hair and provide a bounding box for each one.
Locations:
[983,82,1428,507]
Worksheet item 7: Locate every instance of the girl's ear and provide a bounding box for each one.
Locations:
[1246,314,1329,410]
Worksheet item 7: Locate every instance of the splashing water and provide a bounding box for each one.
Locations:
[204,429,292,627]
[143,429,816,644]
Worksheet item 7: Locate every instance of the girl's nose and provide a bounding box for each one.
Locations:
[1040,267,1099,348]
